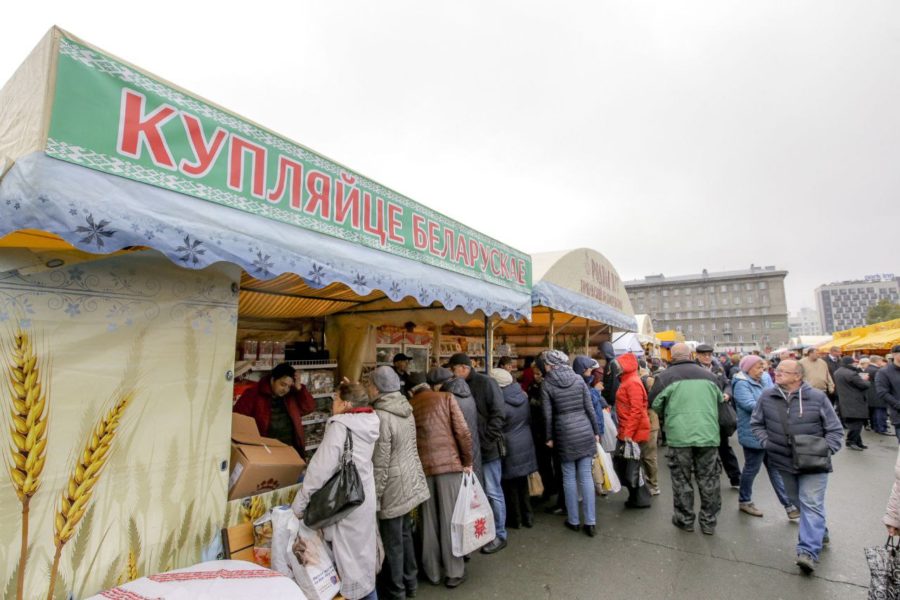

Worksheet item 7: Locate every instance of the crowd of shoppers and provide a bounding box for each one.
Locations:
[281,342,900,597]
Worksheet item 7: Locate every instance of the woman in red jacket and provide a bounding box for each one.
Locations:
[615,353,651,507]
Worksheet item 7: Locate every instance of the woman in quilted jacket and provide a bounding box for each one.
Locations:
[615,353,651,507]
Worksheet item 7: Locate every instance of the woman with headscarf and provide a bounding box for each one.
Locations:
[492,367,538,529]
[732,355,798,519]
[541,350,601,537]
[292,382,380,600]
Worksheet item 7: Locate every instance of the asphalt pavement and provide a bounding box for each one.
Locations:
[417,429,897,600]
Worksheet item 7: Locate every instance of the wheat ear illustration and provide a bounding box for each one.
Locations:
[46,393,131,600]
[5,331,48,600]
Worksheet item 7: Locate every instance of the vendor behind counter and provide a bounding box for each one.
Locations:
[234,363,315,458]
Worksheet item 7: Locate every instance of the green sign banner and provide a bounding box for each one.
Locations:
[46,35,531,291]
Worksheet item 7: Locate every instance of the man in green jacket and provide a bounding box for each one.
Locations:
[650,343,724,535]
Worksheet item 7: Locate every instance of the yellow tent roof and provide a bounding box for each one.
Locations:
[656,330,685,343]
[845,328,900,352]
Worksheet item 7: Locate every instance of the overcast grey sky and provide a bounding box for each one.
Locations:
[1,1,898,312]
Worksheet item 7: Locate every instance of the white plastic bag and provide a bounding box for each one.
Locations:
[271,506,299,577]
[287,520,341,600]
[597,443,621,494]
[601,411,618,452]
[450,472,496,557]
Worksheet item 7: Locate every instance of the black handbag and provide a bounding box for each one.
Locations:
[718,399,737,437]
[775,400,831,474]
[304,428,365,529]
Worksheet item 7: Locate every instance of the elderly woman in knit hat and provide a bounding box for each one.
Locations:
[491,367,538,529]
[732,355,798,519]
[540,349,601,537]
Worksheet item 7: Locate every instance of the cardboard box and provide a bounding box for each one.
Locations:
[229,413,305,500]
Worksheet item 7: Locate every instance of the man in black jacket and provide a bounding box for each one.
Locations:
[834,356,871,450]
[696,344,742,487]
[448,353,508,554]
[876,346,900,443]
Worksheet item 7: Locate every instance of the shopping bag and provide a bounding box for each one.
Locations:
[865,537,900,600]
[451,472,496,557]
[591,453,606,496]
[601,411,618,452]
[270,506,300,577]
[597,443,621,494]
[527,471,544,497]
[287,520,342,600]
[613,441,643,489]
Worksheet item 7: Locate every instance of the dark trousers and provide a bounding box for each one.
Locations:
[870,407,888,433]
[502,476,533,526]
[378,514,417,599]
[718,429,742,484]
[846,418,865,447]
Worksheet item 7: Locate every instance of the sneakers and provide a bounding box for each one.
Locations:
[739,502,764,517]
[796,553,816,574]
[672,516,695,532]
[445,575,466,588]
[479,538,507,554]
[786,505,801,520]
[649,487,661,496]
[847,444,865,451]
[822,532,830,545]
[700,525,715,535]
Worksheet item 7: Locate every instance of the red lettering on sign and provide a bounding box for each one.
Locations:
[267,156,304,207]
[227,135,267,199]
[179,114,227,177]
[305,170,332,219]
[117,89,177,169]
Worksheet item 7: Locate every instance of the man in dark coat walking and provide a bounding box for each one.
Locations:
[864,356,888,435]
[448,353,508,554]
[750,359,843,575]
[696,344,742,487]
[876,346,900,443]
[834,356,871,450]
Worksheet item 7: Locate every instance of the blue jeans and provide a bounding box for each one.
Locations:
[561,456,596,526]
[482,459,507,541]
[739,447,791,507]
[359,590,378,600]
[779,471,829,561]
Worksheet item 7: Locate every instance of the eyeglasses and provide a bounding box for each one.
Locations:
[774,370,799,375]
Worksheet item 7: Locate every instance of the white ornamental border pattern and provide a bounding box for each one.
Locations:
[45,139,510,287]
[56,38,527,265]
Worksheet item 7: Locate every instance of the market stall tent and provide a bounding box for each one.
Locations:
[524,249,637,355]
[0,27,532,599]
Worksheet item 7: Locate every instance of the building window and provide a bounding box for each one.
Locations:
[700,323,706,332]
[674,301,681,308]
[732,284,740,291]
[765,320,771,329]
[746,295,754,304]
[687,324,693,332]
[663,301,669,309]
[684,288,691,296]
[662,289,669,297]
[673,289,680,296]
[745,282,753,291]
[721,297,728,305]
[721,285,728,292]
[738,321,744,330]
[637,291,645,299]
[697,299,704,308]
[750,321,756,329]
[711,322,717,331]
[735,309,742,317]
[708,286,715,293]
[734,296,741,305]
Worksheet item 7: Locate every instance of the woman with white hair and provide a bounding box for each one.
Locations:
[539,350,601,537]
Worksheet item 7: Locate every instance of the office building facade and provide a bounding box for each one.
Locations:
[815,275,899,333]
[624,265,789,352]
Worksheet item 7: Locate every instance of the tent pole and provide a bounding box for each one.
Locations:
[548,309,555,350]
[585,322,590,355]
[433,326,442,369]
[484,315,493,373]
